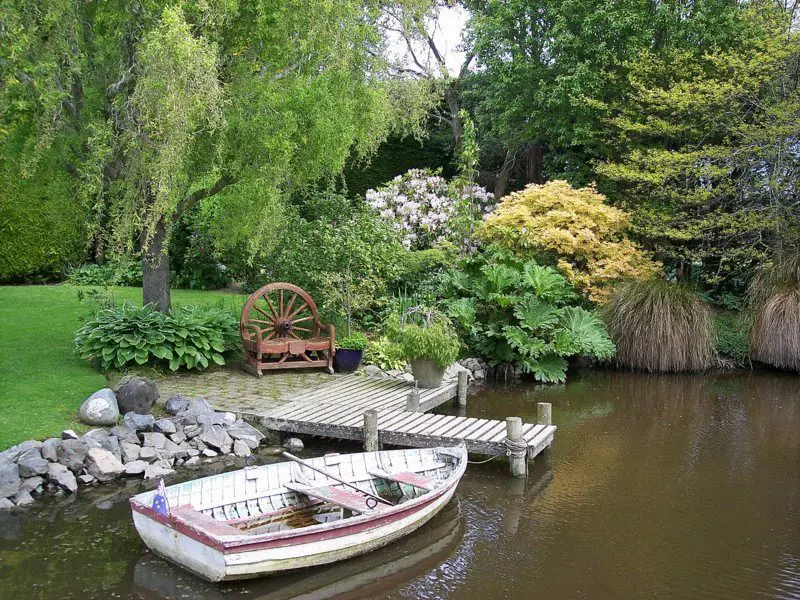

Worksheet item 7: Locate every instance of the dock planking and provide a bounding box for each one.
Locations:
[258,374,556,461]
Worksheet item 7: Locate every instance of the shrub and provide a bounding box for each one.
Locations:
[169,203,232,290]
[441,247,615,383]
[363,336,405,371]
[714,313,751,368]
[478,180,659,301]
[337,332,369,351]
[600,279,715,372]
[366,168,496,251]
[67,257,143,287]
[387,309,460,369]
[74,303,238,371]
[748,254,800,371]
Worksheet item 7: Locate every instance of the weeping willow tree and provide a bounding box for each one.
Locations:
[1,0,436,308]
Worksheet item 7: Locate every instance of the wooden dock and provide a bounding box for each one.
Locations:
[259,374,556,468]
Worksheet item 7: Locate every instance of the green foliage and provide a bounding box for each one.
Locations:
[363,336,406,371]
[442,247,614,382]
[337,332,369,351]
[714,313,751,368]
[74,303,238,371]
[600,279,715,372]
[386,309,460,369]
[169,204,231,290]
[67,257,142,287]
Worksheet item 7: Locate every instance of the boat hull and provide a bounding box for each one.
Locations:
[133,480,458,582]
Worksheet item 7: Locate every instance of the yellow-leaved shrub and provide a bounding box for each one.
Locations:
[478,180,659,302]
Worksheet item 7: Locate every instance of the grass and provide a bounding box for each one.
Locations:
[601,278,715,373]
[0,285,245,449]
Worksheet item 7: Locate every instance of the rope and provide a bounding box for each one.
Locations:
[466,437,528,466]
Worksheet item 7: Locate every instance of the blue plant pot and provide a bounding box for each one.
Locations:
[334,349,363,373]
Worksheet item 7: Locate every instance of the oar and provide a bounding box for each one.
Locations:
[281,451,394,506]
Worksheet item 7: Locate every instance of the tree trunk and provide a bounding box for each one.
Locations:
[526,141,544,184]
[142,216,171,312]
[494,148,515,199]
[445,85,462,148]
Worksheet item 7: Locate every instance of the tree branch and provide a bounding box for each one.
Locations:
[178,175,235,215]
[106,69,136,99]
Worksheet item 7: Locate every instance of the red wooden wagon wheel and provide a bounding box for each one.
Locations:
[241,283,321,341]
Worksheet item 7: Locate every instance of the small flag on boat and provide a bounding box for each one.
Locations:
[152,478,170,516]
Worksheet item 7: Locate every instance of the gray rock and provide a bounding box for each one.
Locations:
[13,490,34,506]
[237,435,260,450]
[162,439,181,458]
[174,441,191,460]
[114,376,159,415]
[17,440,43,453]
[139,447,159,462]
[84,448,124,482]
[143,464,174,480]
[202,448,218,458]
[61,430,80,440]
[19,476,44,495]
[400,372,415,383]
[123,412,155,432]
[82,428,110,448]
[386,369,404,378]
[165,396,190,415]
[187,448,200,458]
[233,440,251,458]
[364,364,385,378]
[199,426,233,452]
[109,425,137,439]
[0,446,22,464]
[444,362,474,384]
[154,419,177,435]
[169,430,186,444]
[228,421,265,443]
[192,438,206,451]
[183,424,201,439]
[120,442,141,463]
[142,432,167,449]
[0,462,21,499]
[78,388,119,426]
[124,460,148,476]
[283,438,304,452]
[184,456,200,467]
[196,412,226,428]
[41,439,60,462]
[78,474,96,485]
[221,412,237,425]
[474,369,486,380]
[57,439,88,473]
[100,436,122,462]
[17,449,49,478]
[47,463,78,493]
[220,444,232,455]
[0,498,14,510]
[175,399,215,426]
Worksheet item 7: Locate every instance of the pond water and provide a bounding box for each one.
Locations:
[0,370,798,599]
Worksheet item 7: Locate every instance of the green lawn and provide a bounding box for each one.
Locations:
[0,285,245,449]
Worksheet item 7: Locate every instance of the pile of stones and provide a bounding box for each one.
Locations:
[0,394,273,510]
[362,359,488,384]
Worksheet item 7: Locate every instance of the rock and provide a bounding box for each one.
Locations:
[123,412,155,432]
[78,474,96,485]
[175,399,215,426]
[82,429,110,448]
[0,498,14,510]
[162,439,181,458]
[101,436,122,462]
[196,412,226,427]
[84,448,125,482]
[139,447,159,462]
[57,439,88,473]
[124,460,148,476]
[364,365,387,378]
[78,388,119,426]
[143,464,174,480]
[0,462,21,499]
[165,396,190,416]
[199,426,233,452]
[47,463,78,493]
[41,439,60,462]
[13,490,34,506]
[18,440,43,453]
[443,362,474,384]
[474,369,486,380]
[19,476,44,495]
[400,373,415,383]
[283,438,304,452]
[0,446,22,464]
[154,419,177,435]
[120,442,141,463]
[228,421,265,443]
[187,448,200,458]
[221,412,237,425]
[202,449,218,458]
[184,456,200,467]
[61,430,80,440]
[174,441,191,460]
[183,424,202,439]
[17,449,49,478]
[169,430,186,444]
[192,438,206,451]
[386,369,404,378]
[237,435,260,450]
[261,446,284,456]
[233,440,251,458]
[142,432,167,449]
[114,376,159,415]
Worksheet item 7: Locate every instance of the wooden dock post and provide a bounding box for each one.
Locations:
[457,371,468,407]
[363,409,378,452]
[537,402,552,426]
[406,386,420,412]
[506,417,526,478]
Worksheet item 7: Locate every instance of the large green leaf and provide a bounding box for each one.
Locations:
[513,296,560,332]
[526,353,569,383]
[503,326,547,359]
[559,307,616,360]
[446,297,478,329]
[521,263,576,304]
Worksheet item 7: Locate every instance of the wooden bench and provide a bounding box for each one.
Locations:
[285,483,387,514]
[240,282,335,376]
[368,470,435,492]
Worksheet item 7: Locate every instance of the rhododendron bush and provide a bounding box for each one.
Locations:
[366,169,496,251]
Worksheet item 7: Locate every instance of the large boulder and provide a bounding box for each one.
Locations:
[84,448,124,482]
[199,426,233,453]
[57,439,88,473]
[47,463,78,493]
[78,388,119,426]
[228,420,266,443]
[114,377,159,415]
[0,462,21,499]
[175,399,216,426]
[16,449,49,478]
[165,396,190,416]
[41,439,60,462]
[123,412,155,432]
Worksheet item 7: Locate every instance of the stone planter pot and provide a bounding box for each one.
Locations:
[333,349,363,373]
[409,359,445,389]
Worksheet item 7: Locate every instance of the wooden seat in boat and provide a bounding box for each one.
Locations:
[369,470,435,491]
[285,483,388,513]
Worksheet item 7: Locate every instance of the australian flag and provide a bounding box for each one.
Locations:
[152,478,170,516]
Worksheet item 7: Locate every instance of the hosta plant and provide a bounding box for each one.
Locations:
[74,303,239,371]
[442,247,615,383]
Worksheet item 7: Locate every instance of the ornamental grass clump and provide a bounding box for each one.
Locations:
[601,279,715,372]
[748,254,800,371]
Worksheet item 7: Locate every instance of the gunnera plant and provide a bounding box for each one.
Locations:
[601,279,715,372]
[748,254,800,371]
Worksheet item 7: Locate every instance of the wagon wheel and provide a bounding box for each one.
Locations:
[241,283,321,342]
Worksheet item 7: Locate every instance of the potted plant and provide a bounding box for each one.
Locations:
[388,308,460,388]
[333,332,369,373]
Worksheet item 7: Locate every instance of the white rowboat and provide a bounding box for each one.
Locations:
[130,445,468,582]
